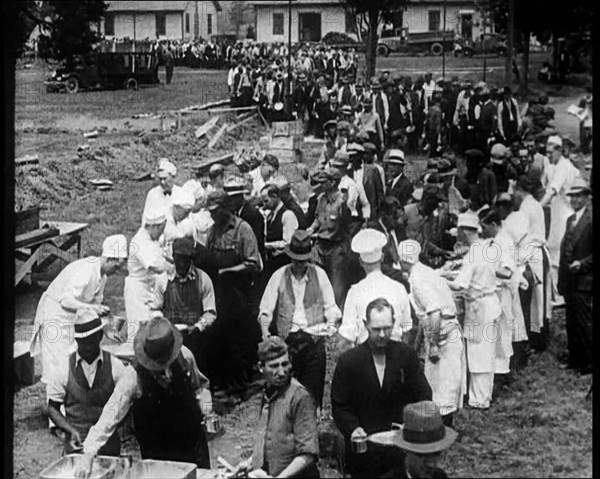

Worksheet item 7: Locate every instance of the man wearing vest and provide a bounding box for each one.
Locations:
[46,309,129,457]
[259,230,341,409]
[497,86,521,144]
[150,237,217,379]
[77,315,213,477]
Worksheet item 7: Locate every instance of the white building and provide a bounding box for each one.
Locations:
[101,1,223,41]
[250,0,490,44]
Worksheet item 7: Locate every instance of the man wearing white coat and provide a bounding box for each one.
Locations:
[447,213,502,410]
[398,239,466,427]
[540,135,580,305]
[30,235,128,430]
[338,229,412,350]
[141,159,182,226]
[124,209,173,335]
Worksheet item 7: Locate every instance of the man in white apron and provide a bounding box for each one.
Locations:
[124,209,173,337]
[30,235,128,427]
[399,240,466,427]
[160,187,196,257]
[448,213,502,410]
[141,159,181,227]
[540,135,581,305]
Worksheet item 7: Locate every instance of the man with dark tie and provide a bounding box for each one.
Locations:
[385,149,414,208]
[338,74,355,107]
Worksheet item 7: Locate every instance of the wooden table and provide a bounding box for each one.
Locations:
[15,221,89,286]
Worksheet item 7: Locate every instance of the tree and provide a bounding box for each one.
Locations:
[343,0,401,81]
[37,0,107,66]
[5,1,44,61]
[230,1,247,39]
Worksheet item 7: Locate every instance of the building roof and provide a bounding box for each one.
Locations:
[250,0,343,6]
[106,1,222,12]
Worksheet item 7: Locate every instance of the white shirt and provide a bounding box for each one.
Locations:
[453,241,499,300]
[46,352,130,403]
[127,227,170,281]
[259,265,341,333]
[519,194,546,244]
[572,206,587,228]
[339,175,370,218]
[339,270,412,345]
[191,209,214,246]
[142,184,182,226]
[409,262,457,321]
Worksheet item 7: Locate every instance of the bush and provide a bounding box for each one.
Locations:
[322,32,357,45]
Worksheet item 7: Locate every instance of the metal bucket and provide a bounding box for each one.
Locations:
[204,413,222,434]
[351,436,367,454]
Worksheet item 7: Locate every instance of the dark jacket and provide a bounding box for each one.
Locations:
[239,201,265,253]
[479,101,497,138]
[389,174,414,208]
[558,206,593,295]
[470,167,497,210]
[361,164,385,220]
[332,341,432,439]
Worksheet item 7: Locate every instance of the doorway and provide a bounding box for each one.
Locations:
[461,14,473,41]
[299,13,321,42]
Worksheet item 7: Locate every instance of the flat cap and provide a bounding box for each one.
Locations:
[206,189,229,210]
[257,336,288,363]
[262,154,280,170]
[223,175,249,196]
[172,237,195,256]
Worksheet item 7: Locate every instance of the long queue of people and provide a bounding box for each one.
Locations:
[31,77,591,477]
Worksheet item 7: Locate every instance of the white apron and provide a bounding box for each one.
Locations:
[463,293,502,374]
[494,284,514,373]
[423,320,467,415]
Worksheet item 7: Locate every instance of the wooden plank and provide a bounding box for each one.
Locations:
[207,105,258,114]
[36,234,80,271]
[226,111,258,133]
[15,228,60,249]
[15,154,40,166]
[257,107,269,128]
[15,249,41,286]
[180,98,230,113]
[195,116,220,139]
[208,123,229,149]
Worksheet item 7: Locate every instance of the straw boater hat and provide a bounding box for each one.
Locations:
[74,309,107,339]
[391,401,458,454]
[566,178,591,196]
[284,230,314,261]
[134,314,183,371]
[384,149,405,165]
[223,176,250,196]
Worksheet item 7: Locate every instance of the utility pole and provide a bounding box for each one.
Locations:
[482,13,487,82]
[442,0,447,79]
[506,0,515,86]
[287,0,293,118]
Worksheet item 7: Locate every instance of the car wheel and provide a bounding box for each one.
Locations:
[497,47,507,57]
[377,45,390,57]
[65,76,79,94]
[431,43,444,56]
[463,48,474,58]
[124,77,138,90]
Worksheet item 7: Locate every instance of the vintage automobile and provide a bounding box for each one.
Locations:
[45,51,160,93]
[453,32,511,58]
[377,27,453,57]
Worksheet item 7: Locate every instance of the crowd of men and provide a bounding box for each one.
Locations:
[30,56,592,476]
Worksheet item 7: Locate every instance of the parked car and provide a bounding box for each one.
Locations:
[377,27,453,57]
[45,51,160,93]
[454,32,519,58]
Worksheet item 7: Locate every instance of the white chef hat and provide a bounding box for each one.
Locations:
[171,188,195,210]
[351,228,388,263]
[157,158,177,177]
[457,212,480,230]
[143,207,167,226]
[398,240,421,264]
[102,234,128,259]
[547,135,563,148]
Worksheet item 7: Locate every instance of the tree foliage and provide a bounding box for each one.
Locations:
[343,0,403,81]
[5,1,43,61]
[37,1,107,66]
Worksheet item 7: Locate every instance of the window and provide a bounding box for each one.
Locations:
[156,13,166,37]
[428,10,441,32]
[185,13,190,34]
[104,13,115,36]
[273,12,284,35]
[207,13,212,35]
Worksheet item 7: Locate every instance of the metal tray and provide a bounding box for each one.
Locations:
[121,460,197,479]
[40,454,122,479]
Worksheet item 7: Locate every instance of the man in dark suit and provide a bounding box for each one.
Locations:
[224,177,265,254]
[557,179,593,375]
[385,149,414,208]
[348,144,384,220]
[332,297,432,478]
[478,89,498,152]
[293,72,312,135]
[409,78,427,153]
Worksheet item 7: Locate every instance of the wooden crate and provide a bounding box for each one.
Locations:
[15,207,40,235]
[271,120,303,137]
[269,134,304,150]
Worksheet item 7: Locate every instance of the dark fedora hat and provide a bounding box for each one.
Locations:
[284,230,314,261]
[134,315,183,371]
[391,401,458,454]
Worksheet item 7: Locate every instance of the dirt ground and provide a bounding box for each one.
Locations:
[13,56,592,478]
